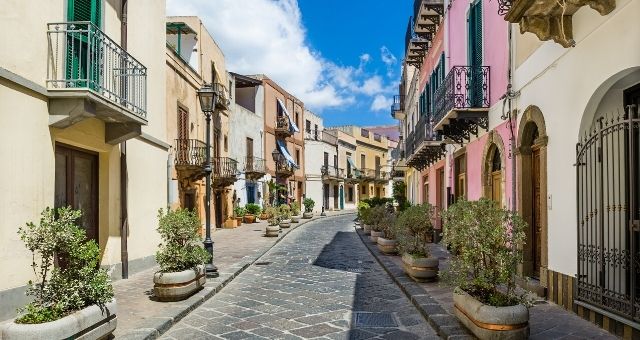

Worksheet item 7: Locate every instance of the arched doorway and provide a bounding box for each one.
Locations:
[481,131,506,205]
[490,148,502,205]
[517,106,548,283]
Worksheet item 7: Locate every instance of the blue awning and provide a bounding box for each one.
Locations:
[277,98,300,133]
[347,157,360,176]
[276,139,299,169]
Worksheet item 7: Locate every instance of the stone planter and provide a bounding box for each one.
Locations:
[1,300,117,340]
[153,265,206,301]
[279,219,292,228]
[266,225,280,237]
[370,230,384,243]
[302,211,313,219]
[363,224,372,235]
[377,237,398,254]
[402,253,438,282]
[453,288,529,340]
[291,215,301,223]
[243,214,256,223]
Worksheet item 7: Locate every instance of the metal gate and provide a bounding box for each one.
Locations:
[576,105,639,322]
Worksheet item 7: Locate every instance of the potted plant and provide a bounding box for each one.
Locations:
[369,205,387,243]
[233,206,245,226]
[360,205,373,235]
[291,202,301,223]
[259,204,270,221]
[1,207,116,340]
[356,201,370,227]
[302,198,315,218]
[279,204,292,228]
[265,207,280,237]
[441,199,530,339]
[377,208,398,254]
[244,203,261,223]
[153,209,211,301]
[396,203,439,282]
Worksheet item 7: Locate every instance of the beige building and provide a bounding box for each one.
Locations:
[165,16,236,229]
[0,0,168,320]
[327,128,360,210]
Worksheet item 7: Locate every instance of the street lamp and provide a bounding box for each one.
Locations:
[197,83,219,278]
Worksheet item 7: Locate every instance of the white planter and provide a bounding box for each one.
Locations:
[363,224,372,235]
[1,300,117,340]
[280,219,292,228]
[303,212,313,219]
[291,215,301,223]
[453,289,529,340]
[370,230,384,243]
[154,265,206,301]
[402,253,439,282]
[377,237,398,254]
[266,225,280,237]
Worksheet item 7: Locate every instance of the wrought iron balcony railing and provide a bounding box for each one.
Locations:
[213,82,230,110]
[244,156,266,175]
[321,166,345,179]
[391,95,405,117]
[275,116,292,135]
[433,66,490,125]
[275,160,295,175]
[174,139,207,167]
[212,157,238,180]
[359,168,376,180]
[47,22,147,118]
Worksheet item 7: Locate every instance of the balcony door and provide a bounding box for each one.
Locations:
[55,144,99,243]
[467,0,483,107]
[246,137,254,171]
[66,0,102,89]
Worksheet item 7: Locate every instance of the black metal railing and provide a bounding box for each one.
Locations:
[497,0,513,15]
[391,95,405,115]
[275,160,295,175]
[321,166,344,179]
[359,168,375,179]
[433,66,490,125]
[213,82,230,109]
[275,116,291,133]
[244,156,265,174]
[47,22,147,118]
[174,139,207,166]
[212,157,238,179]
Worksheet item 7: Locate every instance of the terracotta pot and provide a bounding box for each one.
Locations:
[453,288,529,339]
[370,230,384,243]
[235,217,243,226]
[153,265,206,301]
[402,253,438,282]
[303,212,313,219]
[243,214,256,223]
[279,219,292,228]
[363,224,372,235]
[1,301,117,340]
[377,237,398,254]
[265,225,280,237]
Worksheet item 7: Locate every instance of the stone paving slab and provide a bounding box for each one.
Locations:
[355,226,620,340]
[113,210,355,340]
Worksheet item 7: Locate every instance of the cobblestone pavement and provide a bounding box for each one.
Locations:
[161,215,439,340]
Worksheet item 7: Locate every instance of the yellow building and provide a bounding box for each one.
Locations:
[0,0,168,320]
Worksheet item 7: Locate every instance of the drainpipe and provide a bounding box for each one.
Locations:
[501,21,519,212]
[119,0,129,279]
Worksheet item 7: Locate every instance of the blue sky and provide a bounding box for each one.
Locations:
[167,0,412,127]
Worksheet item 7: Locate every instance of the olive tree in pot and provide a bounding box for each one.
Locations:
[265,207,280,237]
[302,198,315,218]
[1,207,116,340]
[154,209,211,301]
[244,203,261,223]
[279,205,292,228]
[441,198,530,340]
[291,202,301,223]
[396,203,439,282]
[368,205,387,243]
[377,208,398,254]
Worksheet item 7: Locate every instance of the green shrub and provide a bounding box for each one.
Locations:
[441,199,528,307]
[245,203,261,216]
[16,207,114,324]
[368,205,387,232]
[291,202,301,216]
[279,204,291,219]
[362,197,393,207]
[233,206,246,217]
[379,209,398,239]
[265,206,280,226]
[395,204,435,258]
[156,208,211,273]
[303,198,315,213]
[357,202,370,220]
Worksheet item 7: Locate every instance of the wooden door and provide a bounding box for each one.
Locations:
[55,144,99,243]
[532,147,542,278]
[333,185,339,209]
[246,137,254,171]
[491,171,501,205]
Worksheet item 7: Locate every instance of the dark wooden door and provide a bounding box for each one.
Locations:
[55,144,99,243]
[214,191,223,228]
[333,185,338,209]
[246,137,254,171]
[531,147,542,279]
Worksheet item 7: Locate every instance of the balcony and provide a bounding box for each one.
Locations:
[212,157,238,187]
[433,66,490,145]
[244,156,266,180]
[391,95,405,120]
[174,139,207,179]
[405,0,444,69]
[391,169,406,181]
[374,170,390,183]
[358,168,376,182]
[406,116,446,171]
[214,82,230,110]
[275,116,294,137]
[501,0,615,48]
[275,160,295,177]
[321,166,345,180]
[47,22,147,144]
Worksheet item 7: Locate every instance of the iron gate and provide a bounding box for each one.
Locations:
[576,105,639,322]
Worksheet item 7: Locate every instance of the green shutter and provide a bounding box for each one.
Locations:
[468,1,483,106]
[66,0,101,89]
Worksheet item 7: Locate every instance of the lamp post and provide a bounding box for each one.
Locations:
[197,83,219,278]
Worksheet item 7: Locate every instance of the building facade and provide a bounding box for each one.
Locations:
[0,0,168,320]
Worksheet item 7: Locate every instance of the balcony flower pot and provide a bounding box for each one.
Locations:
[1,301,117,340]
[402,253,438,282]
[291,215,301,223]
[243,214,256,224]
[303,212,313,219]
[370,230,384,243]
[377,237,398,254]
[153,265,206,301]
[453,288,529,340]
[279,219,292,228]
[363,224,372,235]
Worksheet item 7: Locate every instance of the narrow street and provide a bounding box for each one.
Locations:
[161,214,439,340]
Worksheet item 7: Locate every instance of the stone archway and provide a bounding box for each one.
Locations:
[516,105,549,288]
[480,131,506,206]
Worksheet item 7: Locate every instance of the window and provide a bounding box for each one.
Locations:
[360,154,366,169]
[333,155,338,168]
[314,124,318,140]
[211,61,217,83]
[455,154,466,201]
[348,187,354,201]
[295,149,300,166]
[295,111,300,128]
[246,138,253,158]
[324,152,329,167]
[362,185,367,195]
[305,120,311,133]
[224,135,228,152]
[177,106,188,140]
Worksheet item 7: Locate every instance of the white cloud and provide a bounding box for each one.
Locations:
[370,95,393,111]
[359,76,384,96]
[380,46,398,78]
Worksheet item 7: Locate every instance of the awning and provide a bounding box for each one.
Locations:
[347,157,361,176]
[277,98,300,133]
[276,139,299,169]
